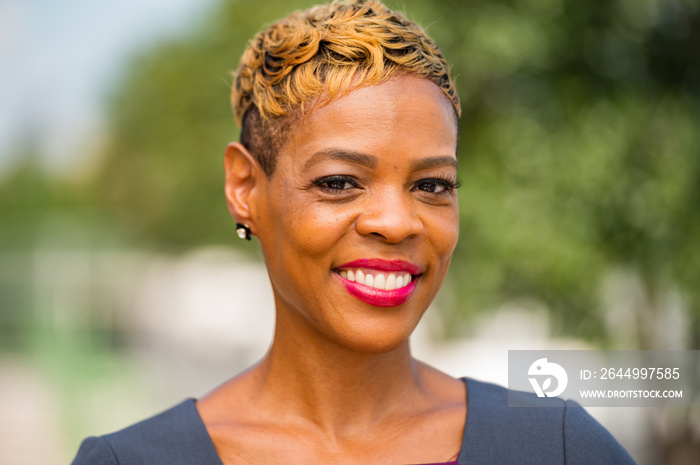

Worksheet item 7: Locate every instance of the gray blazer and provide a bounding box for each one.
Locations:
[71,377,636,464]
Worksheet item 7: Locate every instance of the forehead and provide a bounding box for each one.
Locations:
[279,75,458,168]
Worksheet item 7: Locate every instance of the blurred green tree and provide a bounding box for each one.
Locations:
[85,0,699,346]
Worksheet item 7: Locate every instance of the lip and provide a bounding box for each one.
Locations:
[333,273,418,307]
[333,258,423,307]
[336,258,423,275]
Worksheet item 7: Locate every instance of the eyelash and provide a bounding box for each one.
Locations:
[415,175,462,194]
[311,174,462,194]
[312,175,361,193]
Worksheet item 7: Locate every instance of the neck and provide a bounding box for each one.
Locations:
[252,306,430,435]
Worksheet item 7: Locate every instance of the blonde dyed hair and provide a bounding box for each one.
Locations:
[233,0,460,175]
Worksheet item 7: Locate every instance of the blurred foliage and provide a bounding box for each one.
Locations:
[89,0,320,248]
[3,0,700,345]
[0,154,125,350]
[422,0,700,343]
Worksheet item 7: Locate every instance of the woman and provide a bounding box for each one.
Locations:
[72,1,635,464]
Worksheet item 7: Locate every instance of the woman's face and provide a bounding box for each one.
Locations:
[252,75,459,353]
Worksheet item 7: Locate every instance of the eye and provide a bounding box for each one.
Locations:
[414,176,461,194]
[312,175,360,193]
[417,180,448,193]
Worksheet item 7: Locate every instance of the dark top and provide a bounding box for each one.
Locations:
[71,377,636,464]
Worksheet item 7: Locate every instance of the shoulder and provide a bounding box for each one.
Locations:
[458,378,635,465]
[562,400,636,464]
[71,399,222,465]
[71,436,118,465]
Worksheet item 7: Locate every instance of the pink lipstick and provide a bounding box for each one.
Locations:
[334,258,422,307]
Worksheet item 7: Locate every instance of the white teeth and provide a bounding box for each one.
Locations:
[386,274,396,290]
[340,269,415,290]
[374,274,385,290]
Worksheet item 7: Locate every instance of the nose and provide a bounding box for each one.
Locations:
[355,189,423,242]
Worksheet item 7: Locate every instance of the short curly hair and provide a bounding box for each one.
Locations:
[232,0,460,176]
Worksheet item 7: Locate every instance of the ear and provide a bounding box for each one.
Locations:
[223,142,262,230]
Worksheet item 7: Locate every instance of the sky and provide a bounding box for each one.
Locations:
[0,0,216,175]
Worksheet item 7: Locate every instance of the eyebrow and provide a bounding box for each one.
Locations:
[304,149,379,170]
[303,149,457,172]
[410,156,458,172]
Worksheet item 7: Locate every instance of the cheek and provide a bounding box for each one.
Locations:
[263,185,350,269]
[428,205,460,259]
[259,189,361,321]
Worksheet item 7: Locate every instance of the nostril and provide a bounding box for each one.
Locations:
[355,210,423,243]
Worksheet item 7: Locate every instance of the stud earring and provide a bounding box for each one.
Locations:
[236,223,251,241]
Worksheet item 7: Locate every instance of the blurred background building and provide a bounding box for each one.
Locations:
[1,0,699,464]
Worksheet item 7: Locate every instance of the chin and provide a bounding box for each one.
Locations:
[328,321,417,354]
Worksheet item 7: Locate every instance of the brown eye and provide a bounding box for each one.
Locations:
[414,177,460,194]
[313,175,360,193]
[324,179,353,190]
[417,181,447,193]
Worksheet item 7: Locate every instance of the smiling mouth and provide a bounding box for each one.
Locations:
[333,269,420,307]
[332,259,423,307]
[336,269,414,291]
